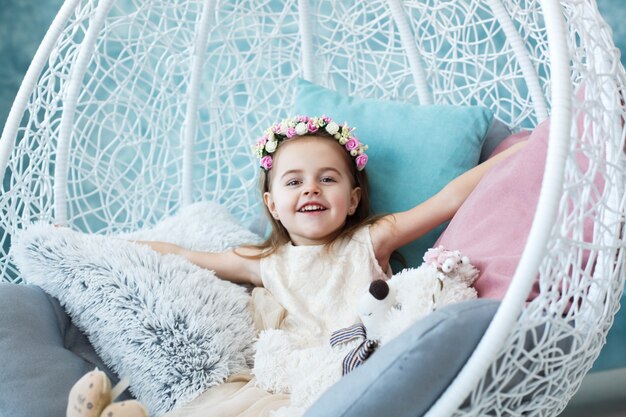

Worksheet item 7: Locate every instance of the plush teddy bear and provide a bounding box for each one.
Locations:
[358,246,479,345]
[253,247,479,417]
[66,369,148,417]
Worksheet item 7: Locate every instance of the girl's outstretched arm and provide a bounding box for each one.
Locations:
[370,140,528,267]
[136,241,263,286]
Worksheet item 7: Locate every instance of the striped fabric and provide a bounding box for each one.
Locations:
[330,324,378,375]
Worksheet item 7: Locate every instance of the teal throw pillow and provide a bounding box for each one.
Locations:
[294,78,493,269]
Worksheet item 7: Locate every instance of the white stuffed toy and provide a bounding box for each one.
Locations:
[252,246,479,417]
[252,327,358,417]
[358,246,479,345]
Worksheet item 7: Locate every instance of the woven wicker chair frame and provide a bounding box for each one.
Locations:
[1,1,625,415]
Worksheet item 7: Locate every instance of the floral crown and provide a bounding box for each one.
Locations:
[253,115,369,171]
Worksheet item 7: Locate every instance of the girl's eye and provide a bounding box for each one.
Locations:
[286,179,301,186]
[321,177,336,183]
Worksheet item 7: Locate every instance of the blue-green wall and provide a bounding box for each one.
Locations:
[0,0,63,128]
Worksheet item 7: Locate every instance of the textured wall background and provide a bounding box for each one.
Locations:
[0,0,63,127]
[1,0,625,128]
[0,0,624,370]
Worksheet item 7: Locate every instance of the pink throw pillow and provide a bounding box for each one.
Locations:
[439,83,606,301]
[489,130,532,157]
[437,113,603,301]
[435,121,547,300]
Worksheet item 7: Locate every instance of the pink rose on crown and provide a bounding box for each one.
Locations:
[345,138,359,151]
[260,155,273,170]
[355,154,368,171]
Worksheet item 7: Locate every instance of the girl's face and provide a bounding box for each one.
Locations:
[263,136,361,246]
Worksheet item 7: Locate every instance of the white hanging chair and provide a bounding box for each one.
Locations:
[1,0,625,415]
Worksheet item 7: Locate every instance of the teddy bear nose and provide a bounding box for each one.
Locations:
[369,279,389,300]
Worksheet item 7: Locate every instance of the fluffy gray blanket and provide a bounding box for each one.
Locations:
[12,203,260,416]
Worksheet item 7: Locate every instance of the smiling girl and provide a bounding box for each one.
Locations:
[139,115,525,417]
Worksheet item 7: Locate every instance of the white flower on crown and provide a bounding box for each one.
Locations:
[326,121,339,135]
[312,117,324,128]
[295,122,308,135]
[340,126,351,140]
[265,140,278,153]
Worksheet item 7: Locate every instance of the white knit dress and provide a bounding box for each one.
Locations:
[260,225,391,346]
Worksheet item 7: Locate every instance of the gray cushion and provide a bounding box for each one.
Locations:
[304,298,499,417]
[0,283,130,417]
[479,118,513,163]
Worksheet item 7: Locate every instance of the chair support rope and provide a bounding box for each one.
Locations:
[298,0,315,83]
[485,0,550,122]
[425,0,573,414]
[54,0,116,224]
[182,0,215,206]
[387,0,433,105]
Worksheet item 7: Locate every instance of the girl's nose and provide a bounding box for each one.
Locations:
[303,183,320,196]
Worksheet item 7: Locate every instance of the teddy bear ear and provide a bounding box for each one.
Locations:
[66,369,112,417]
[369,279,389,300]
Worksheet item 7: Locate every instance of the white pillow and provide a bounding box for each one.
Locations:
[11,202,261,416]
[123,201,263,250]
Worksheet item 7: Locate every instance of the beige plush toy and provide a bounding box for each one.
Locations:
[67,369,148,417]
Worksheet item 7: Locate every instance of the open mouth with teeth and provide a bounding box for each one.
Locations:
[298,204,327,213]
